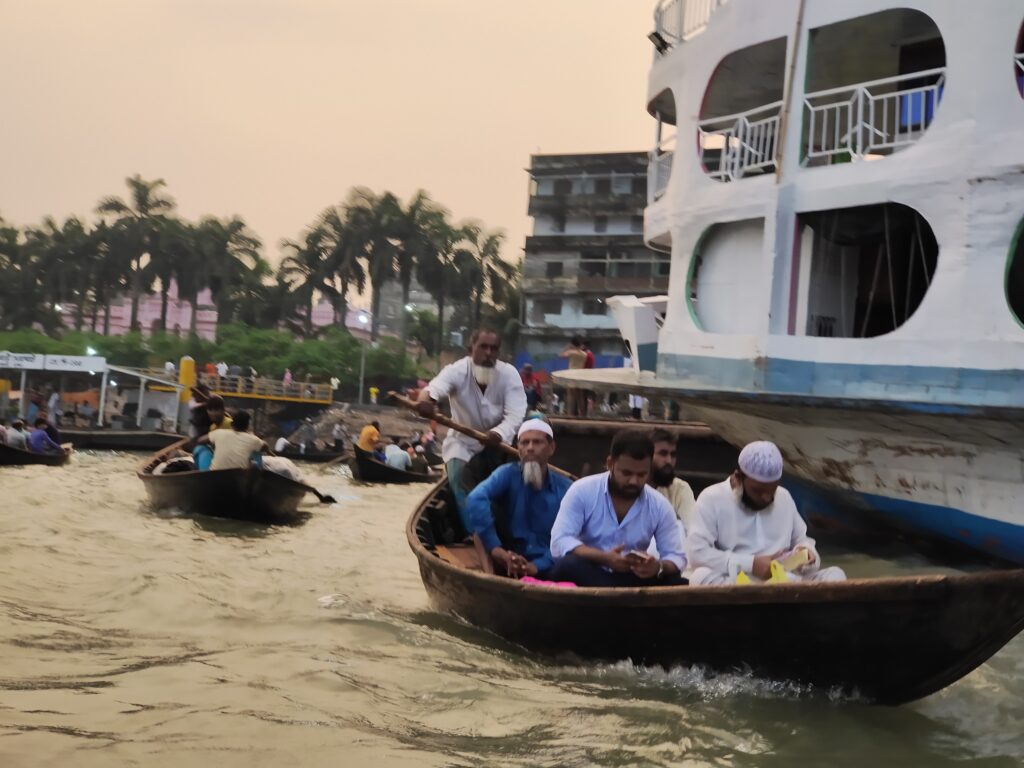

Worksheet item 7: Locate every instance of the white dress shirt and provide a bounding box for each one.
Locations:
[426,357,527,463]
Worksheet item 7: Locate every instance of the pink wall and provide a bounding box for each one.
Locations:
[62,281,218,341]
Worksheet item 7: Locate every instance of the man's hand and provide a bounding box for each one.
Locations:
[751,551,785,581]
[416,399,436,419]
[794,545,816,570]
[482,430,502,448]
[603,545,633,573]
[491,547,537,579]
[626,552,660,579]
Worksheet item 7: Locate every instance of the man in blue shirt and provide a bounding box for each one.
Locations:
[549,430,686,587]
[465,419,572,579]
[28,417,65,455]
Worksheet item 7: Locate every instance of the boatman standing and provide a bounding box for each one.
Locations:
[416,328,527,527]
[687,440,846,585]
[465,418,573,579]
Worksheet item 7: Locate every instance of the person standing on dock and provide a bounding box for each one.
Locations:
[558,337,588,417]
[416,328,527,526]
[687,441,846,585]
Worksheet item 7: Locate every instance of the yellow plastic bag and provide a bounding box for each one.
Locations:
[736,571,751,585]
[767,560,792,584]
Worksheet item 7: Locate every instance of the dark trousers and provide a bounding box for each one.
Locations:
[548,554,687,587]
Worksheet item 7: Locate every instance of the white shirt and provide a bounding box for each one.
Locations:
[164,361,175,373]
[426,357,527,463]
[332,424,344,440]
[686,479,821,579]
[274,437,291,452]
[216,362,228,377]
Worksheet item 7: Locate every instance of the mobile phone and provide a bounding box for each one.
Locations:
[625,550,650,560]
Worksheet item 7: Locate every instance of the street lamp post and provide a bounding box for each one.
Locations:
[357,311,369,405]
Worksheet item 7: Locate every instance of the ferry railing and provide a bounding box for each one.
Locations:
[654,0,728,49]
[197,372,333,402]
[803,68,946,164]
[648,133,676,202]
[697,101,783,181]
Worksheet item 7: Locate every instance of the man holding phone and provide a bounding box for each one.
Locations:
[548,430,686,587]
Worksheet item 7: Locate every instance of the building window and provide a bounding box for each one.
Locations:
[595,178,611,195]
[655,260,671,277]
[554,179,572,195]
[595,215,608,233]
[582,299,606,315]
[1007,218,1024,327]
[552,214,566,233]
[632,177,648,196]
[545,261,564,278]
[631,215,644,233]
[536,298,562,315]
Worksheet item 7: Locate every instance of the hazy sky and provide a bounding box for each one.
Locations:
[1,0,655,270]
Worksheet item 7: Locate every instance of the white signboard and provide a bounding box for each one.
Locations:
[43,355,107,373]
[0,351,45,370]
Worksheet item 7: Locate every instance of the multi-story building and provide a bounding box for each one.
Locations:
[520,151,671,360]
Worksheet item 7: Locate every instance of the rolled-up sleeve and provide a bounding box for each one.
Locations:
[549,481,587,558]
[491,366,527,444]
[652,502,686,571]
[465,465,512,553]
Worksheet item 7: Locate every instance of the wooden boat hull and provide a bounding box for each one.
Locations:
[138,444,312,524]
[0,442,70,467]
[408,482,1024,705]
[278,449,348,464]
[62,429,186,452]
[351,446,434,484]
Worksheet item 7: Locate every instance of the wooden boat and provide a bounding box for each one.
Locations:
[407,481,1024,705]
[350,445,435,484]
[277,448,349,464]
[137,442,321,524]
[0,442,71,467]
[62,429,185,452]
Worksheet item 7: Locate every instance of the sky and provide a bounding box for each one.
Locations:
[0,0,655,270]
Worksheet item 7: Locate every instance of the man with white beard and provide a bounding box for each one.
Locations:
[416,328,528,527]
[464,419,572,579]
[687,440,847,585]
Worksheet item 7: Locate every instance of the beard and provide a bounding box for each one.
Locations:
[522,461,545,490]
[733,480,771,512]
[473,364,495,387]
[608,474,643,500]
[650,463,676,487]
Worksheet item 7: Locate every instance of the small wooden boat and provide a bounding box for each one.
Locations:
[408,481,1024,705]
[278,448,349,464]
[0,442,71,467]
[350,446,435,484]
[137,442,324,524]
[62,429,186,452]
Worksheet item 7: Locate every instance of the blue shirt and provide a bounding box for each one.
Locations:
[550,471,686,570]
[28,428,62,454]
[465,462,573,573]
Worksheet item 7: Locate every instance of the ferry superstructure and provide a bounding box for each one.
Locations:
[558,0,1024,563]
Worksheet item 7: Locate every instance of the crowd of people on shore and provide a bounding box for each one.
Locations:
[412,326,846,588]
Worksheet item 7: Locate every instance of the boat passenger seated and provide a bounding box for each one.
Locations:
[687,441,846,585]
[409,444,430,474]
[465,419,573,579]
[5,419,28,450]
[384,440,412,471]
[548,430,687,587]
[357,421,381,453]
[192,395,233,470]
[28,417,65,455]
[194,410,267,471]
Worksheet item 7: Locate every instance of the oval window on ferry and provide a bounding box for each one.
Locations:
[792,203,938,338]
[698,38,786,182]
[1007,220,1024,327]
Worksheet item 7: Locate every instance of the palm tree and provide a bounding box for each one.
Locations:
[280,226,333,336]
[416,213,471,355]
[344,187,403,341]
[318,205,366,327]
[393,190,443,346]
[467,227,513,328]
[95,175,176,331]
[194,215,265,325]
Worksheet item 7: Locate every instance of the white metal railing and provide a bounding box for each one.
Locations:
[648,133,676,202]
[653,0,728,49]
[698,100,783,182]
[803,68,946,164]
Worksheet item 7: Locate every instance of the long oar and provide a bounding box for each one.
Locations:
[388,391,577,480]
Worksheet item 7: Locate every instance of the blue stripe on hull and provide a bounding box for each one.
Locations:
[785,476,1024,565]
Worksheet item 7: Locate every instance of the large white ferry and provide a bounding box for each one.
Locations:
[557,0,1024,563]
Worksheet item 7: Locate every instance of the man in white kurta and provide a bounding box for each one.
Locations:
[687,441,846,586]
[416,329,527,528]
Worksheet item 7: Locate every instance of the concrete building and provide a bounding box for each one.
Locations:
[521,151,671,360]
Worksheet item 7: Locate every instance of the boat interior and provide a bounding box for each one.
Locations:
[413,483,496,574]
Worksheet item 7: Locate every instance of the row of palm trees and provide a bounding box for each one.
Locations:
[0,175,517,354]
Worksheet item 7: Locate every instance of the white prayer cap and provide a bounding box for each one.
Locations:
[518,418,554,441]
[738,441,784,483]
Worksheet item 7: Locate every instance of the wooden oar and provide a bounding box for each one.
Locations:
[388,391,577,480]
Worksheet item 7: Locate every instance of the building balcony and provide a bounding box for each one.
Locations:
[523,273,669,295]
[652,0,728,53]
[525,234,646,252]
[698,100,783,181]
[528,191,647,216]
[803,68,946,166]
